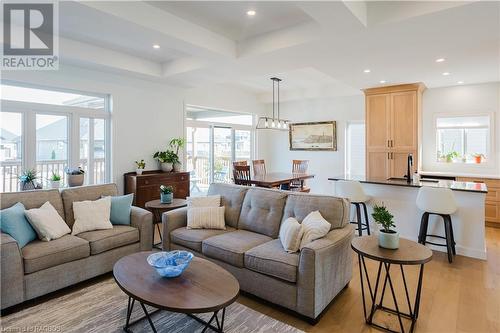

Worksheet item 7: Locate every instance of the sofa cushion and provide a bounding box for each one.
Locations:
[0,189,65,222]
[171,226,236,252]
[61,184,118,228]
[207,183,248,228]
[21,235,90,274]
[282,193,350,230]
[0,202,37,248]
[77,225,139,255]
[245,239,299,283]
[202,230,272,267]
[238,188,287,238]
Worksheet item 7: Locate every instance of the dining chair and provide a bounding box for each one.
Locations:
[290,160,310,193]
[233,165,252,186]
[232,160,248,167]
[252,160,266,177]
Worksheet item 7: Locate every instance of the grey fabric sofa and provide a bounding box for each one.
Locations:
[162,183,354,321]
[0,183,153,310]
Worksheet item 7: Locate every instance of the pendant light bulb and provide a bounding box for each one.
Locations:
[264,118,269,128]
[277,121,282,129]
[271,120,276,128]
[284,122,288,129]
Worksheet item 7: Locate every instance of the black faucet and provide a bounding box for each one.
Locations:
[406,153,413,183]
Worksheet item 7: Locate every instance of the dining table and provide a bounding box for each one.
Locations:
[248,172,314,188]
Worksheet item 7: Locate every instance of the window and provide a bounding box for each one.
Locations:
[185,106,255,195]
[436,115,490,164]
[0,83,110,192]
[346,122,366,176]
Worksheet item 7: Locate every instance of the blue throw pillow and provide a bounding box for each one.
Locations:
[0,202,37,248]
[107,194,134,225]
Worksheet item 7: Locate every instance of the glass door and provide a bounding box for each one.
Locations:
[213,127,232,184]
[186,126,211,194]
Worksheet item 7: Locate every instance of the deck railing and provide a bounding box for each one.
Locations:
[186,156,232,185]
[0,158,106,192]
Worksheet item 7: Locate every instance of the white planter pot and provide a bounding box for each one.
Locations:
[136,169,144,175]
[160,162,173,172]
[378,230,399,249]
[173,162,182,172]
[50,180,61,189]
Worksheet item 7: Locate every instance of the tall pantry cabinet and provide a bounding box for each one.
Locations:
[364,83,426,180]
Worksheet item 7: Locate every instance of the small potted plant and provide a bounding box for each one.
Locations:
[372,203,399,249]
[169,138,185,172]
[135,159,146,175]
[19,169,39,191]
[445,151,459,163]
[153,150,176,172]
[50,171,62,189]
[159,185,173,204]
[66,167,85,187]
[473,153,485,164]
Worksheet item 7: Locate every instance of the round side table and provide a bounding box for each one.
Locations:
[351,236,432,333]
[145,199,187,249]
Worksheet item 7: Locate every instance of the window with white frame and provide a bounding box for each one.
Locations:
[0,83,111,192]
[346,122,366,176]
[436,115,491,164]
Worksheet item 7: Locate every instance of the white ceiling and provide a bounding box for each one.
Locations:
[22,1,500,98]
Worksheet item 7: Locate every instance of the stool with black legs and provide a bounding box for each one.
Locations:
[416,187,457,263]
[335,180,371,236]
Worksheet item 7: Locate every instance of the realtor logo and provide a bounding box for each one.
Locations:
[2,1,59,70]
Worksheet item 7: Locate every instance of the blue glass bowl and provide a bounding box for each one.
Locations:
[147,251,194,278]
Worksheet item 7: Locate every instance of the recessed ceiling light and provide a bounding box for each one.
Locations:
[435,58,446,63]
[379,80,386,84]
[246,10,256,16]
[153,44,160,49]
[442,72,450,76]
[457,81,464,84]
[363,69,371,73]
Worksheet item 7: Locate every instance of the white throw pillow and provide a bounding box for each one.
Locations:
[187,195,221,208]
[279,217,304,253]
[187,206,226,230]
[71,197,113,235]
[25,202,71,241]
[299,211,331,250]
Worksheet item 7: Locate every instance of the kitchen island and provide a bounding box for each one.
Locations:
[329,175,487,259]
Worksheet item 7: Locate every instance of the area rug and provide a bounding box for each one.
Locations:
[0,277,304,333]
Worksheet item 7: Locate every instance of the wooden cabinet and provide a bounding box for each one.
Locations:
[124,171,190,209]
[457,177,500,228]
[365,83,425,180]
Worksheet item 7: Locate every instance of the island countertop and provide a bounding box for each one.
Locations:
[328,175,487,193]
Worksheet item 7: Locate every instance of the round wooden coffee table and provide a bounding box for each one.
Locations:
[114,251,239,333]
[145,199,187,249]
[351,236,432,333]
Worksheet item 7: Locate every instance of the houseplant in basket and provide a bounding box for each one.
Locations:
[135,159,146,175]
[372,203,399,249]
[169,138,185,172]
[153,150,177,172]
[160,185,173,204]
[66,167,85,187]
[19,169,39,191]
[50,171,62,189]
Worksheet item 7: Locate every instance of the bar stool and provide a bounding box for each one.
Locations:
[416,187,457,263]
[335,180,371,236]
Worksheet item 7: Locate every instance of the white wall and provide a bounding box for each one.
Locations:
[421,82,500,177]
[260,95,364,194]
[2,65,264,192]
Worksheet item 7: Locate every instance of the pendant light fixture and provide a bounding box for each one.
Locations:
[256,77,290,131]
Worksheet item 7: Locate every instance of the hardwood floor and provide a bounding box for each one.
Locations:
[236,227,500,333]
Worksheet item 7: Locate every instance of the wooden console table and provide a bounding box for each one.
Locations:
[124,170,190,209]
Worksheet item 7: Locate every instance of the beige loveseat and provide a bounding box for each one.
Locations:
[162,183,354,322]
[0,183,153,310]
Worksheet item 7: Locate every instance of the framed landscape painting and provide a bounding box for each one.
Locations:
[289,121,337,151]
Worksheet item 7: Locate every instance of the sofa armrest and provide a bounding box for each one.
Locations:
[1,232,24,309]
[130,206,153,251]
[162,207,188,250]
[296,224,355,319]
